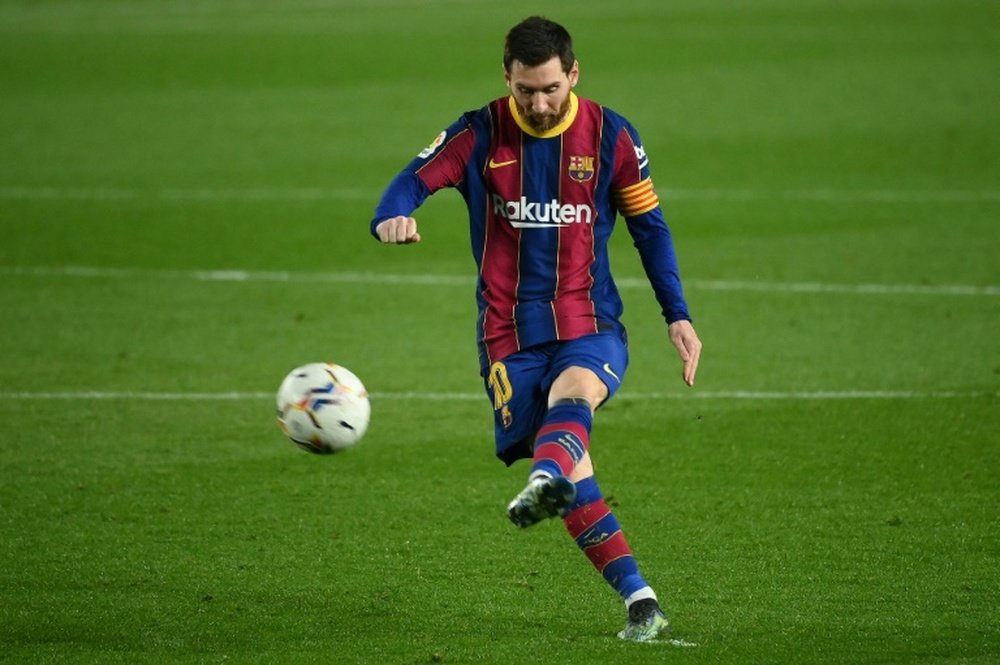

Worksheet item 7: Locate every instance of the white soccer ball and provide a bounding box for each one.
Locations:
[276,362,371,454]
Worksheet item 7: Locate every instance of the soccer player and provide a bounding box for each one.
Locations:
[369,16,702,641]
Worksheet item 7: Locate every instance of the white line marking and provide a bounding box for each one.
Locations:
[620,390,1000,400]
[3,265,997,297]
[2,185,999,204]
[0,185,375,202]
[0,390,995,402]
[661,187,1000,204]
[692,279,1000,297]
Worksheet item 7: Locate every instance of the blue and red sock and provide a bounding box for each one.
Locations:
[563,476,651,602]
[529,399,592,480]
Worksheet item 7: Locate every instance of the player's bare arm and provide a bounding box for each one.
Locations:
[375,216,422,244]
[668,319,702,387]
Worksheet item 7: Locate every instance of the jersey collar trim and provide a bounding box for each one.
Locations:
[507,92,579,138]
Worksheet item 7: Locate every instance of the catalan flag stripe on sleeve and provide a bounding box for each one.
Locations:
[614,177,659,217]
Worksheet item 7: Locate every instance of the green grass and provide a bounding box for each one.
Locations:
[1,1,998,663]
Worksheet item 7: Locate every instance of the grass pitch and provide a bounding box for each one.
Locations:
[1,1,998,663]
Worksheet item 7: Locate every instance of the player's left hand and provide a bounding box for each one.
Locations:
[668,320,702,387]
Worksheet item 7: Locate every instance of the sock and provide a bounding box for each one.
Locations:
[563,476,650,601]
[529,399,591,479]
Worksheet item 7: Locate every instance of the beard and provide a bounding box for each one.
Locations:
[519,94,573,132]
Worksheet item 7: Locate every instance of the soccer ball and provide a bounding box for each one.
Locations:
[276,362,371,454]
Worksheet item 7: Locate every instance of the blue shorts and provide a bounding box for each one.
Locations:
[482,331,629,465]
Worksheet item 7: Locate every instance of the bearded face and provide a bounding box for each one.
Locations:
[505,56,579,133]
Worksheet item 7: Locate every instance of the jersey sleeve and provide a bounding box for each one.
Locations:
[370,115,477,237]
[611,123,692,324]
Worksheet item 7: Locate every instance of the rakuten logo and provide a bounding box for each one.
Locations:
[492,194,593,228]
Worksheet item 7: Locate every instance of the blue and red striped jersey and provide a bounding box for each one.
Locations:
[372,92,691,371]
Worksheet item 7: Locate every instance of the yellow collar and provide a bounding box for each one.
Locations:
[508,92,579,138]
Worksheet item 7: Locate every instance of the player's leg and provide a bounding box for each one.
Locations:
[548,337,669,641]
[562,453,669,640]
[503,401,581,527]
[506,329,620,527]
[505,365,605,527]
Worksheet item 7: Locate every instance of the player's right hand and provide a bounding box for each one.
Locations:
[375,216,422,244]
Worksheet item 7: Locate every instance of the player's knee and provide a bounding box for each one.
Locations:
[549,367,608,410]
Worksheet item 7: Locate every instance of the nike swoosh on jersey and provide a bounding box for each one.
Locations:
[488,158,518,169]
[602,363,621,383]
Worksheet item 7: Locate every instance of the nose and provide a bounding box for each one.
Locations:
[529,92,547,113]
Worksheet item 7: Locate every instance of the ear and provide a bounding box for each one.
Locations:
[568,59,580,87]
[503,65,512,88]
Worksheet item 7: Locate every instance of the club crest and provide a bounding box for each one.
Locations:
[568,155,595,182]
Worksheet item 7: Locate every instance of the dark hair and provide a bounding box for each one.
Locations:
[503,16,575,74]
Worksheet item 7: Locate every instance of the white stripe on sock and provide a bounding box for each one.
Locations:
[625,586,658,608]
